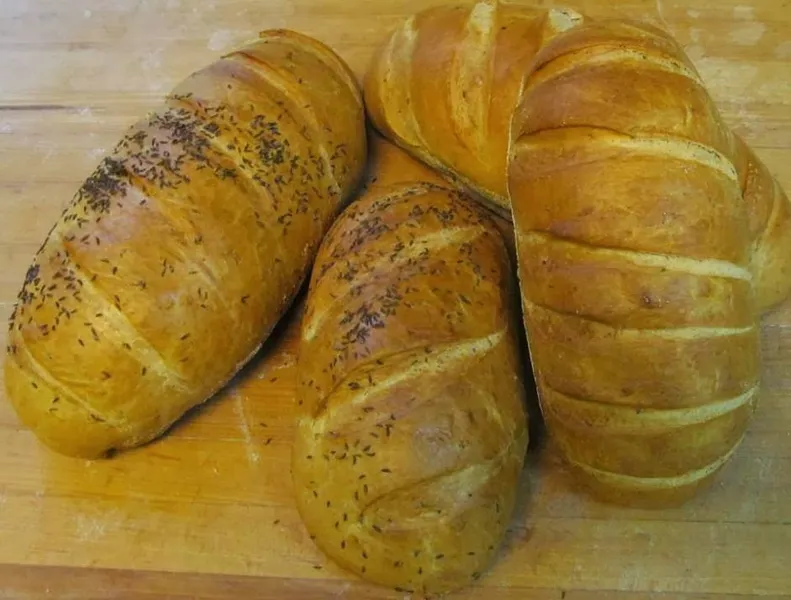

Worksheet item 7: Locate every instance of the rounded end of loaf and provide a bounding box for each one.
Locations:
[3,346,172,459]
[731,134,791,313]
[292,424,528,595]
[3,312,192,460]
[4,353,117,459]
[538,377,758,508]
[234,28,369,204]
[254,28,364,107]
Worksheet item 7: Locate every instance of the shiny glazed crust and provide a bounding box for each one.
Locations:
[292,137,529,594]
[4,29,367,458]
[508,19,763,506]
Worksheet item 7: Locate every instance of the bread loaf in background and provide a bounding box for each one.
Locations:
[364,0,791,310]
[732,134,791,311]
[292,135,529,594]
[4,30,367,459]
[508,18,764,506]
[363,0,586,218]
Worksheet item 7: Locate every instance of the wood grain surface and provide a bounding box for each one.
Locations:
[1,0,790,598]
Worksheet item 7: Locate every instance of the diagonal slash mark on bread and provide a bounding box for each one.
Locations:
[86,150,234,313]
[518,230,752,282]
[225,50,341,197]
[524,299,756,339]
[513,126,739,184]
[310,330,505,430]
[303,224,487,342]
[568,434,746,489]
[523,45,706,95]
[10,337,127,428]
[165,92,285,292]
[166,93,279,222]
[377,16,428,151]
[449,1,497,155]
[543,7,586,37]
[47,229,192,392]
[355,437,519,533]
[300,183,454,342]
[449,4,587,156]
[541,383,759,433]
[252,29,364,114]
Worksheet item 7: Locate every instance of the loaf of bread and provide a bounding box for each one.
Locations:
[292,136,529,594]
[508,19,765,506]
[4,30,367,459]
[364,1,791,309]
[363,0,586,219]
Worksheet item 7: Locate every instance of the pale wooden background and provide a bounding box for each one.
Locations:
[0,0,789,598]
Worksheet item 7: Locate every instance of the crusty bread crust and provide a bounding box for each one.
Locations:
[293,136,529,594]
[508,19,762,506]
[4,30,367,458]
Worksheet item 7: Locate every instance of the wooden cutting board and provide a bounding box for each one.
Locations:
[1,0,789,598]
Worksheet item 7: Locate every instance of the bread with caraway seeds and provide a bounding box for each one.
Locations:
[293,136,529,595]
[4,30,367,459]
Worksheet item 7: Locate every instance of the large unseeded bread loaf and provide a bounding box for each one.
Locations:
[508,19,763,506]
[364,0,791,311]
[292,136,529,594]
[4,30,367,459]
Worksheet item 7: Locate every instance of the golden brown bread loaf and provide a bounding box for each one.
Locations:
[508,18,764,506]
[364,0,791,311]
[363,0,585,219]
[292,136,529,594]
[4,30,367,459]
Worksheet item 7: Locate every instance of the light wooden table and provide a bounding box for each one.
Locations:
[1,0,789,598]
